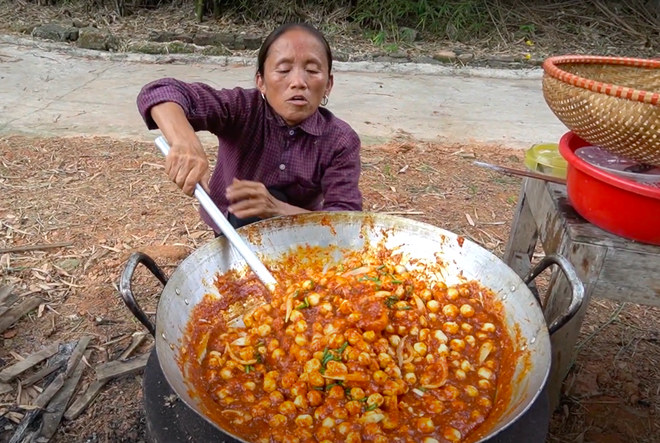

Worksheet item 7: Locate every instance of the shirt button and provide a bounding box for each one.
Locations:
[289,130,295,136]
[279,164,286,170]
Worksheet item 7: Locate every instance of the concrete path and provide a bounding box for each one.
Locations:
[0,37,568,148]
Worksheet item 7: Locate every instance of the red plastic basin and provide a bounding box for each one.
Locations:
[558,131,660,246]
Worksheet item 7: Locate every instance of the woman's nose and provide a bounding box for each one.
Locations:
[289,68,308,88]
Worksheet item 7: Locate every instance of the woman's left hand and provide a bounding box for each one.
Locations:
[226,179,283,219]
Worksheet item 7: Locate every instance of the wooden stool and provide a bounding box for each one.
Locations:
[504,177,660,411]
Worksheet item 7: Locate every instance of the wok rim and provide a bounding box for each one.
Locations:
[153,211,552,443]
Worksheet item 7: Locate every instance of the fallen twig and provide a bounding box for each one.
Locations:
[0,241,73,254]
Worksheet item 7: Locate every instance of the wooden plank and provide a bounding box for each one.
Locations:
[0,296,43,334]
[0,285,15,305]
[0,342,60,383]
[0,285,19,318]
[524,179,568,255]
[95,352,149,383]
[545,241,606,412]
[118,332,148,361]
[591,249,660,306]
[33,374,65,408]
[21,363,63,387]
[503,178,539,279]
[65,334,148,421]
[523,179,611,412]
[0,382,12,395]
[63,380,105,421]
[38,349,92,440]
[63,336,92,379]
[7,409,40,443]
[526,180,609,411]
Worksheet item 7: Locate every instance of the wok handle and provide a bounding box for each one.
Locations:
[523,254,585,335]
[119,252,168,337]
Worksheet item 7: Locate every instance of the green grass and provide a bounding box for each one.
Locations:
[33,0,490,41]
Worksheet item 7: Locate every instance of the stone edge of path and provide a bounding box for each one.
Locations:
[0,34,544,80]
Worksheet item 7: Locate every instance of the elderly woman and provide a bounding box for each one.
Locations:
[136,23,362,235]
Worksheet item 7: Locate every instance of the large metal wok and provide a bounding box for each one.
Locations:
[119,212,584,443]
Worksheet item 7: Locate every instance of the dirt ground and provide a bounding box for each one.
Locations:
[0,135,659,442]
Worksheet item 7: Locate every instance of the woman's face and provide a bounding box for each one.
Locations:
[256,28,333,126]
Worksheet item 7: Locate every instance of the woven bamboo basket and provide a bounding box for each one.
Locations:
[542,55,660,166]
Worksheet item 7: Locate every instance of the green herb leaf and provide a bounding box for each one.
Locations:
[295,297,310,310]
[359,397,368,402]
[365,403,378,411]
[337,342,349,354]
[384,296,399,308]
[398,305,412,311]
[245,365,253,374]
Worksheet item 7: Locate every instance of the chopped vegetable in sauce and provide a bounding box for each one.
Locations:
[181,252,512,443]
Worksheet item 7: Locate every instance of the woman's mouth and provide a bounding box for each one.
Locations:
[287,95,308,106]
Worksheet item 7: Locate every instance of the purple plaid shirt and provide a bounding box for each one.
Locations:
[136,78,363,232]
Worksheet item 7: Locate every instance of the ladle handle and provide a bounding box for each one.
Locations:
[154,136,277,292]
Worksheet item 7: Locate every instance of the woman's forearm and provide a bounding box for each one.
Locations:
[150,102,197,144]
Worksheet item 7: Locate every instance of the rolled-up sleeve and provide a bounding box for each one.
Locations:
[321,129,363,211]
[135,78,256,136]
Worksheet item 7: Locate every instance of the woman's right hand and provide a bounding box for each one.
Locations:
[165,136,210,196]
[150,102,210,196]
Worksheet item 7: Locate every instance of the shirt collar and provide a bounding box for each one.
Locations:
[265,101,324,136]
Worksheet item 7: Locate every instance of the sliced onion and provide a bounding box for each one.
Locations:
[342,265,371,277]
[397,335,407,367]
[196,331,211,364]
[421,382,446,390]
[231,337,248,346]
[221,410,252,419]
[412,294,426,312]
[478,342,493,364]
[357,412,385,424]
[403,342,415,364]
[227,345,258,366]
[322,373,370,382]
[412,388,426,397]
[284,294,294,323]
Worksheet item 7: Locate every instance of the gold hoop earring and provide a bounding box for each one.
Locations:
[321,95,329,106]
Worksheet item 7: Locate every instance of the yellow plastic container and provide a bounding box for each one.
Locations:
[524,143,567,179]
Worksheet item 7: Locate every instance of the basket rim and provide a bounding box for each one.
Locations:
[543,55,660,106]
